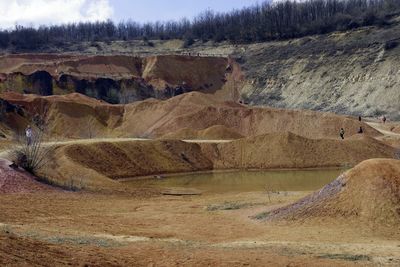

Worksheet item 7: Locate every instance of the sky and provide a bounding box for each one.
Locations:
[0,0,263,29]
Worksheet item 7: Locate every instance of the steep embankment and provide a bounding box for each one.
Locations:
[41,133,395,188]
[0,92,382,139]
[264,159,400,226]
[0,92,125,138]
[0,98,29,137]
[237,23,400,119]
[0,54,241,103]
[203,132,396,169]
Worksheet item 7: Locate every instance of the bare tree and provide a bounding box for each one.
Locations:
[0,0,398,51]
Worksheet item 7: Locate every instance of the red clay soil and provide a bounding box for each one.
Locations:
[0,159,56,194]
[265,158,400,226]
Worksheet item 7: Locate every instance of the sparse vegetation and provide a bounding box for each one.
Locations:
[12,129,54,174]
[1,0,399,51]
[63,176,86,192]
[318,253,371,262]
[206,202,251,211]
[11,106,54,175]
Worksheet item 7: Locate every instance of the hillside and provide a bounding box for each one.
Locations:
[0,92,381,139]
[265,158,400,226]
[236,21,400,120]
[37,133,395,188]
[1,20,400,120]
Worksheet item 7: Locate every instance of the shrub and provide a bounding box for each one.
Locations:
[12,130,54,174]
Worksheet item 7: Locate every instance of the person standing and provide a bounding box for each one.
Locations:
[25,125,33,146]
[339,128,345,140]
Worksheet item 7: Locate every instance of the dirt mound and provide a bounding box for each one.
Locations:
[1,92,383,140]
[0,159,56,193]
[265,159,400,225]
[39,139,211,183]
[121,92,382,139]
[161,125,243,140]
[41,133,395,186]
[206,132,395,169]
[0,92,124,138]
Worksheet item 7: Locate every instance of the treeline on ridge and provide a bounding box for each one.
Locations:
[0,0,399,51]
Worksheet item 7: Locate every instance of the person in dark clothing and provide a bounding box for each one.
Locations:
[339,128,345,139]
[358,116,362,122]
[358,127,363,134]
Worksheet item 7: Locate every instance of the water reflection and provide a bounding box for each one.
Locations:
[124,169,345,193]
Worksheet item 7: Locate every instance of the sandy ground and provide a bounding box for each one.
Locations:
[0,120,399,266]
[1,190,399,266]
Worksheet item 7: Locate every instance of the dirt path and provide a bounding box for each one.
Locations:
[366,122,400,137]
[0,137,232,158]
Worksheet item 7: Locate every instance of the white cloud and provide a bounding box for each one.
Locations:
[0,0,114,29]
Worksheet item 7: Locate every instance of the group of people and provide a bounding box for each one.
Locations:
[339,115,387,140]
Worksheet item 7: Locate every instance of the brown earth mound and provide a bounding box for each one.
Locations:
[41,133,395,188]
[120,92,382,139]
[63,140,213,179]
[265,159,400,225]
[161,125,243,140]
[0,159,56,193]
[0,92,383,140]
[0,92,124,138]
[205,132,395,169]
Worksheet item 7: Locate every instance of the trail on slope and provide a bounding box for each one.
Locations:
[366,122,400,138]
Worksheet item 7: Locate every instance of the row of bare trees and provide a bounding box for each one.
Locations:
[0,0,399,50]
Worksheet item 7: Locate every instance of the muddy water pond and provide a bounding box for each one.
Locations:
[124,169,345,194]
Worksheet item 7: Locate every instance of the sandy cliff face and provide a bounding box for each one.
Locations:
[237,25,400,119]
[0,54,241,104]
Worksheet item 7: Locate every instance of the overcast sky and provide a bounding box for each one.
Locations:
[0,0,263,29]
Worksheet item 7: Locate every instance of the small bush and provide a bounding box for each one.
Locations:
[12,133,54,174]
